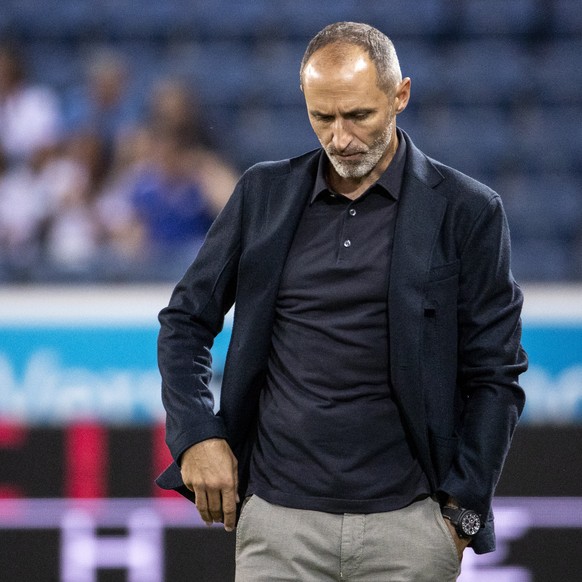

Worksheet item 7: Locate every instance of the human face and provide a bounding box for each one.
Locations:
[302,45,409,188]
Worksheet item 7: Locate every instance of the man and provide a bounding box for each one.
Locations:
[157,22,527,581]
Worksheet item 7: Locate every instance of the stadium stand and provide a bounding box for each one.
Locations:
[0,0,580,282]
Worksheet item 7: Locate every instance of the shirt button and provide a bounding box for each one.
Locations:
[349,208,357,216]
[343,239,351,248]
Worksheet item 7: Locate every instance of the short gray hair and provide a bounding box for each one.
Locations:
[300,22,402,94]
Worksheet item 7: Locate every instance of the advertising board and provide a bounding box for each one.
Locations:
[0,285,580,580]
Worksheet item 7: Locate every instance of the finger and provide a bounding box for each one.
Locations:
[207,489,224,524]
[234,470,240,504]
[222,487,237,532]
[193,490,213,526]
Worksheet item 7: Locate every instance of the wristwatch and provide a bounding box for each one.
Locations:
[441,505,482,538]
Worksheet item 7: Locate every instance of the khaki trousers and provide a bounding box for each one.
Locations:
[235,495,461,581]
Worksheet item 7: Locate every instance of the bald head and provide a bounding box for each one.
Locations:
[300,22,402,96]
[302,44,370,85]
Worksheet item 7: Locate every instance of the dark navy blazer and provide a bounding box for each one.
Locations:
[156,131,528,554]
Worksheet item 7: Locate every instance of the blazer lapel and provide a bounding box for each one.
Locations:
[259,152,319,286]
[389,134,448,475]
[235,151,320,327]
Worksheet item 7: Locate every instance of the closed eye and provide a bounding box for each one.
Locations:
[310,109,374,122]
[348,110,373,121]
[311,113,334,123]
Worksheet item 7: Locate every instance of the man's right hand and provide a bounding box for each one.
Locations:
[180,438,239,532]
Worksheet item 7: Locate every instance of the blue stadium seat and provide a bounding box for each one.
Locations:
[461,0,540,34]
[409,105,511,179]
[186,0,280,39]
[511,105,582,171]
[231,105,317,169]
[24,43,83,92]
[248,41,306,106]
[534,41,582,103]
[167,41,254,105]
[441,39,532,104]
[274,0,369,37]
[8,0,98,38]
[552,0,582,33]
[501,174,582,241]
[395,40,446,102]
[361,0,455,36]
[510,238,574,282]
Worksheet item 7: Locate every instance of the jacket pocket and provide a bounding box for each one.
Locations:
[428,260,460,282]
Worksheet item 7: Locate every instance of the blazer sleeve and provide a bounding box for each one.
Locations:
[157,171,246,464]
[439,194,527,519]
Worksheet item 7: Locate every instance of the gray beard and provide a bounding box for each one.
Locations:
[326,122,393,179]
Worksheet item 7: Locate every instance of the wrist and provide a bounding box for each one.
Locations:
[441,505,482,539]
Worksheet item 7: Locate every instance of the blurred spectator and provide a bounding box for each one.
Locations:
[1,63,236,282]
[0,143,73,281]
[95,79,238,281]
[129,130,216,279]
[63,48,141,163]
[40,133,109,280]
[93,127,152,272]
[148,78,212,148]
[144,78,236,212]
[0,133,108,282]
[0,43,61,166]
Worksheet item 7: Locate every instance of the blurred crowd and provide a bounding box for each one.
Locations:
[0,43,238,283]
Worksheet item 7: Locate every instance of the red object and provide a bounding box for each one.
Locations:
[0,421,26,498]
[0,422,27,447]
[65,423,107,498]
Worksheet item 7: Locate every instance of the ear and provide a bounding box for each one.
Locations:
[395,77,411,114]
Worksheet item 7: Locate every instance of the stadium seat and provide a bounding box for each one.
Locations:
[552,0,582,33]
[534,40,582,103]
[501,174,582,241]
[510,238,574,282]
[461,0,540,34]
[441,39,533,105]
[231,105,317,169]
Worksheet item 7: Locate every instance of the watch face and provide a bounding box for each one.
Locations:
[460,511,481,536]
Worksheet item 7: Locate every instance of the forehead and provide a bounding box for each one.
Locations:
[303,45,387,109]
[303,43,377,86]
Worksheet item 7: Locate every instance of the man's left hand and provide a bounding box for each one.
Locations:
[444,519,471,560]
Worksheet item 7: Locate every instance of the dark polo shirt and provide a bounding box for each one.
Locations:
[248,131,430,513]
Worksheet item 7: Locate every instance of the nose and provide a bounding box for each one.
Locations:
[331,119,352,152]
